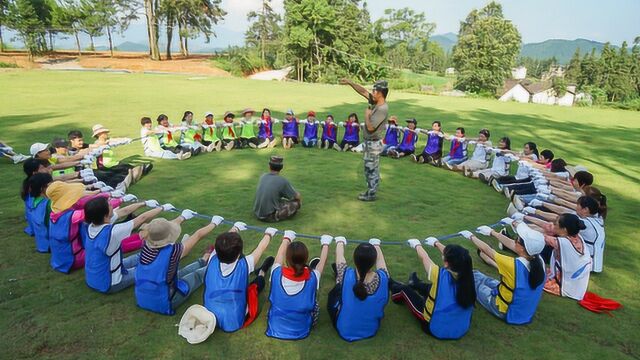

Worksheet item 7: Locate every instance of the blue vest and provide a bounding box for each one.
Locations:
[135,244,188,315]
[423,133,443,155]
[384,127,399,147]
[49,210,76,273]
[303,123,318,140]
[24,195,35,236]
[282,119,299,137]
[204,255,249,332]
[335,268,389,342]
[266,267,318,340]
[28,197,50,253]
[425,268,473,339]
[503,258,545,325]
[84,224,123,293]
[448,139,466,159]
[398,129,418,152]
[343,123,360,142]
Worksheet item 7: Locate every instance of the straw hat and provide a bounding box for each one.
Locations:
[139,218,181,248]
[45,181,86,213]
[241,108,255,115]
[178,304,217,344]
[92,124,110,138]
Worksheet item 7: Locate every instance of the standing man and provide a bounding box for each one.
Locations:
[253,156,302,222]
[340,79,389,201]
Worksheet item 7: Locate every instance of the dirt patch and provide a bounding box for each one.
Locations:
[0,50,230,76]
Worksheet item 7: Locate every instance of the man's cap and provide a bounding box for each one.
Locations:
[373,80,388,91]
[30,143,49,156]
[286,109,294,115]
[516,222,546,256]
[205,111,214,117]
[406,118,417,125]
[223,111,235,119]
[307,111,316,117]
[52,138,69,148]
[269,155,284,166]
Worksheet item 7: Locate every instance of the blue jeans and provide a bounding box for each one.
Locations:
[108,253,140,293]
[473,270,505,319]
[519,194,544,204]
[302,138,317,148]
[442,156,467,166]
[171,258,207,308]
[381,144,396,156]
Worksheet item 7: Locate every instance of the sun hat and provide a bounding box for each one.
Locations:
[178,304,217,344]
[242,108,255,115]
[29,142,49,156]
[223,111,235,119]
[515,222,546,256]
[139,218,181,249]
[285,109,294,115]
[45,181,86,213]
[205,111,214,117]
[92,124,110,138]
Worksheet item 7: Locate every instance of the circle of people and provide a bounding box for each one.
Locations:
[17,106,607,343]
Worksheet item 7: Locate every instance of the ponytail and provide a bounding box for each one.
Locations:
[528,255,545,289]
[558,213,586,236]
[443,245,476,308]
[584,187,608,220]
[352,243,377,301]
[285,241,309,277]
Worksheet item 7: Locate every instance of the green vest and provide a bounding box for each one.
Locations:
[203,125,220,142]
[101,148,119,168]
[49,157,75,176]
[240,120,257,139]
[182,126,199,145]
[222,124,237,140]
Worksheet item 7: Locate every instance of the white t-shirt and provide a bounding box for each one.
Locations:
[470,141,492,163]
[490,152,511,177]
[207,253,255,276]
[140,128,163,153]
[271,263,321,295]
[87,219,134,285]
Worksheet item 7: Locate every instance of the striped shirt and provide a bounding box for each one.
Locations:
[140,243,184,292]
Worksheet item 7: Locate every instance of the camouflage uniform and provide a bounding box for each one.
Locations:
[363,140,383,196]
[264,200,301,222]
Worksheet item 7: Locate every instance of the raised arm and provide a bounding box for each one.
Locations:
[250,228,277,267]
[315,241,330,274]
[340,78,371,100]
[131,206,163,229]
[180,216,223,259]
[114,202,146,220]
[335,237,347,265]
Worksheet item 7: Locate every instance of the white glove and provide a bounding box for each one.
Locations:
[468,140,477,145]
[161,203,176,211]
[110,190,125,198]
[83,175,98,183]
[80,169,94,176]
[459,230,473,239]
[512,212,525,221]
[530,199,544,207]
[407,239,421,249]
[321,235,333,246]
[232,221,247,231]
[122,194,137,202]
[93,181,107,189]
[523,206,537,215]
[264,227,278,237]
[339,122,344,126]
[369,238,381,246]
[476,226,493,236]
[390,124,397,129]
[284,230,296,241]
[80,159,93,166]
[449,135,456,141]
[180,209,197,220]
[145,199,160,208]
[538,188,551,195]
[100,186,114,193]
[300,119,308,124]
[501,217,515,225]
[424,237,438,247]
[190,125,200,130]
[211,215,224,226]
[335,236,347,245]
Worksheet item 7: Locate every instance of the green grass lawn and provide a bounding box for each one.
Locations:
[0,70,639,359]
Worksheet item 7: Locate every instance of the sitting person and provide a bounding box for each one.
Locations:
[411,120,444,165]
[390,239,475,339]
[282,109,300,149]
[320,115,339,150]
[327,237,389,342]
[381,116,400,156]
[388,119,418,159]
[180,111,214,153]
[200,112,222,152]
[136,213,224,315]
[221,111,239,151]
[266,231,329,340]
[441,127,468,166]
[337,113,361,152]
[449,129,492,174]
[465,222,546,325]
[490,142,540,192]
[257,108,278,149]
[67,130,90,156]
[0,141,29,164]
[239,108,260,149]
[50,138,82,178]
[140,117,191,160]
[82,197,163,293]
[203,225,276,332]
[156,114,187,154]
[254,156,302,222]
[30,142,83,182]
[301,111,320,148]
[24,173,53,253]
[469,136,512,183]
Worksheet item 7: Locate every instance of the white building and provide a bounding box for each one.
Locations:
[445,67,456,76]
[511,66,527,80]
[498,80,576,106]
[498,79,530,103]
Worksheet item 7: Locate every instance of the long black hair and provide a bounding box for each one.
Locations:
[21,158,42,200]
[28,173,53,199]
[518,238,546,289]
[550,158,567,173]
[443,245,476,308]
[558,213,587,236]
[499,136,511,150]
[353,243,377,301]
[182,111,193,122]
[348,112,359,123]
[524,142,539,159]
[583,186,608,220]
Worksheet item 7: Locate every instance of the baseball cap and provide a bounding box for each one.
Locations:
[516,222,546,256]
[286,109,294,115]
[307,111,316,117]
[30,143,49,156]
[269,155,283,166]
[52,138,69,148]
[373,80,388,91]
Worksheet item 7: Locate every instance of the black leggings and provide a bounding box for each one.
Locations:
[321,139,336,148]
[251,275,265,293]
[390,278,432,334]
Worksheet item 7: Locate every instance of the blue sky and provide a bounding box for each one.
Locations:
[5,0,640,49]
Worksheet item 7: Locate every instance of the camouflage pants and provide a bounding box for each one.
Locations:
[262,199,301,222]
[363,140,383,196]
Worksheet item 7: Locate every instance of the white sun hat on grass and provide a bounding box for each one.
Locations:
[178,304,216,344]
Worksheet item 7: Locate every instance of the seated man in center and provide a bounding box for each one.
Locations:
[254,156,302,222]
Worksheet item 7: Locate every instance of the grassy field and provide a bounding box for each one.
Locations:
[0,70,639,359]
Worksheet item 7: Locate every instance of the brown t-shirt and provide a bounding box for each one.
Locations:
[363,102,388,141]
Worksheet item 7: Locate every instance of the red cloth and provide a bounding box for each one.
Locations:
[262,116,272,138]
[449,138,461,156]
[578,291,622,315]
[242,283,260,328]
[282,266,310,281]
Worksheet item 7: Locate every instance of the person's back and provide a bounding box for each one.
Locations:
[254,173,287,217]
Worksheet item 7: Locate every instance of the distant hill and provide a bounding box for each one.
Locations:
[431,32,457,53]
[115,41,149,52]
[430,34,614,64]
[520,39,613,63]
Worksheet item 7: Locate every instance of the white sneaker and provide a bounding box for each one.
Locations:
[224,141,235,151]
[12,154,30,164]
[248,142,257,149]
[512,195,525,211]
[206,143,216,152]
[178,151,192,160]
[333,143,342,151]
[268,139,277,148]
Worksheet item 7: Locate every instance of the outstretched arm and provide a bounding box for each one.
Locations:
[340,78,371,100]
[315,243,330,274]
